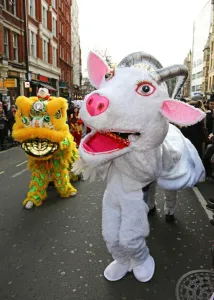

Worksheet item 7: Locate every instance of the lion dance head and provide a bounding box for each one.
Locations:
[13,89,71,160]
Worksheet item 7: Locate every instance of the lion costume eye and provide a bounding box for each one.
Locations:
[55,109,62,119]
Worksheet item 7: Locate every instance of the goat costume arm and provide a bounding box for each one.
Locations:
[157,124,205,190]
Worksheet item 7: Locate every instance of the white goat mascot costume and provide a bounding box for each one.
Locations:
[73,51,205,282]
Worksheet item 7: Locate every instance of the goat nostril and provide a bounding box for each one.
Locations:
[97,103,104,111]
[88,98,93,105]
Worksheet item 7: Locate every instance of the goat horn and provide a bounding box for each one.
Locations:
[117,51,163,70]
[155,65,188,98]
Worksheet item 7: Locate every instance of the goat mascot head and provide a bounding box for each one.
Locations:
[79,51,205,164]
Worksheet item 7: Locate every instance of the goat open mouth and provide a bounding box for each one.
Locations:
[82,131,140,154]
[21,138,58,157]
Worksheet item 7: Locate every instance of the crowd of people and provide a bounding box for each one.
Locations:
[176,96,214,222]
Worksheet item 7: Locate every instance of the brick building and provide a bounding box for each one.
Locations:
[0,0,80,101]
[58,0,72,98]
[182,50,192,99]
[0,0,26,104]
[27,0,61,96]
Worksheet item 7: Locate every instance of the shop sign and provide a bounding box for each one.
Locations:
[8,71,19,77]
[59,82,67,88]
[39,75,49,82]
[0,78,17,88]
[31,73,38,80]
[25,82,30,88]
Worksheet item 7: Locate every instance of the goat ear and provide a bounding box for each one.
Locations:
[160,99,206,126]
[87,51,110,89]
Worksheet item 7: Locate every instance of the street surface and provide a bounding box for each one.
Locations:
[0,146,213,300]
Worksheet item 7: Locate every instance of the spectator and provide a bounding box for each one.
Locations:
[180,100,207,159]
[0,102,7,150]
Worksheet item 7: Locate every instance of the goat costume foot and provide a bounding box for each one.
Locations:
[133,255,155,282]
[104,260,130,281]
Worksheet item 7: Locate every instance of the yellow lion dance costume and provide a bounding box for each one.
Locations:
[13,88,78,209]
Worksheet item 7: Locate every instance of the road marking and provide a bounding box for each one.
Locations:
[0,171,4,175]
[12,168,28,178]
[16,160,27,167]
[193,187,213,220]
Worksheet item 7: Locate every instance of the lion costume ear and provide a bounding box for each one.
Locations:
[160,99,206,126]
[87,51,110,89]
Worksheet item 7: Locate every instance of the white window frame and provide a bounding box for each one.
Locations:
[42,39,48,62]
[13,33,18,61]
[52,17,56,37]
[4,29,9,58]
[3,0,7,9]
[30,30,37,57]
[29,0,36,18]
[42,6,47,28]
[52,0,56,9]
[11,0,16,16]
[53,46,57,67]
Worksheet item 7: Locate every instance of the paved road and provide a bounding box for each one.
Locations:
[0,147,213,300]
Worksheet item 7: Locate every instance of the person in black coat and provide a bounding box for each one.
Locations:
[180,100,206,159]
[0,102,7,150]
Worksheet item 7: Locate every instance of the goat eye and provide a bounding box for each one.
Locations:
[105,71,114,81]
[136,82,155,96]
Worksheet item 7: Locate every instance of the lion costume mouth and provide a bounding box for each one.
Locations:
[82,131,140,154]
[21,138,58,157]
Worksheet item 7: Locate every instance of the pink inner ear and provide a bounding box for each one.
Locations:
[161,100,206,126]
[88,52,109,88]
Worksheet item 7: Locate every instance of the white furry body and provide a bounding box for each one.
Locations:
[76,124,205,267]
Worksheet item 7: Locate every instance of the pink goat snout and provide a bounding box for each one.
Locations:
[86,94,109,116]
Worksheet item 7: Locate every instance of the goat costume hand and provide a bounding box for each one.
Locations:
[71,158,86,175]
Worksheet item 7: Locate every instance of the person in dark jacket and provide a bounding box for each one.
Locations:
[7,105,17,145]
[204,133,214,179]
[0,102,7,150]
[180,100,206,159]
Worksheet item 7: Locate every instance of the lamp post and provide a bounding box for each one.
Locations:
[23,0,30,96]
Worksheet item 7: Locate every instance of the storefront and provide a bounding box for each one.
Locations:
[59,81,69,98]
[30,74,58,96]
[72,85,82,100]
[0,72,20,105]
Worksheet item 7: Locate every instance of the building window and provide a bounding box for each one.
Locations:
[192,86,196,92]
[3,0,7,9]
[53,47,57,67]
[30,31,37,57]
[11,0,16,15]
[52,0,56,9]
[52,17,57,37]
[59,20,61,34]
[13,33,18,61]
[42,39,48,62]
[4,29,9,58]
[42,6,47,28]
[29,0,36,18]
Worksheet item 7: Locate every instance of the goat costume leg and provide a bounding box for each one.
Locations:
[164,189,177,215]
[102,183,154,282]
